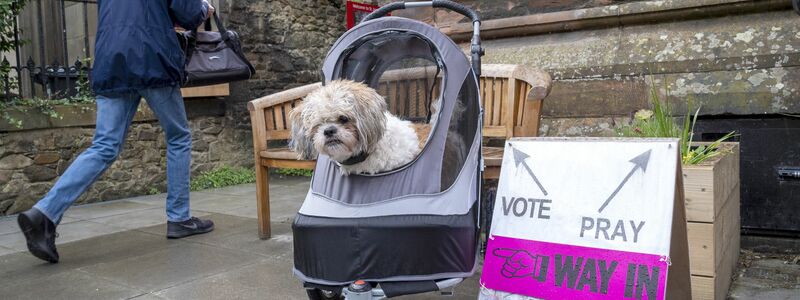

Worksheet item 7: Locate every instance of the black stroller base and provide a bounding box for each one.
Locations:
[292,205,479,285]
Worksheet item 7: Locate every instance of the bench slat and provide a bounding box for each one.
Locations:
[262,158,316,169]
[274,104,285,132]
[265,130,290,140]
[265,108,275,131]
[484,126,507,138]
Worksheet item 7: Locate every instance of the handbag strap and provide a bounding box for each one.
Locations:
[186,11,228,37]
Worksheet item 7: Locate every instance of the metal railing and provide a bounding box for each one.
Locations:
[1,57,89,101]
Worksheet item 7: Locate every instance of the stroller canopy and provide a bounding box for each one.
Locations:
[294,16,482,286]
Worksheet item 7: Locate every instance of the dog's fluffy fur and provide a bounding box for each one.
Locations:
[290,80,420,175]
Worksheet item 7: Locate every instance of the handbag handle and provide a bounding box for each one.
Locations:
[186,11,228,38]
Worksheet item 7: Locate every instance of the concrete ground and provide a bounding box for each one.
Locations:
[0,176,797,299]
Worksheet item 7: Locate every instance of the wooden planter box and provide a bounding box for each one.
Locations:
[683,143,740,300]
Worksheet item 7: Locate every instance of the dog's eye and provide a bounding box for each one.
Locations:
[338,116,349,124]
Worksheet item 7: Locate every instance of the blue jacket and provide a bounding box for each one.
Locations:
[91,0,208,94]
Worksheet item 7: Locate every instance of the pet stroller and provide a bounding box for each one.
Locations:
[294,1,484,299]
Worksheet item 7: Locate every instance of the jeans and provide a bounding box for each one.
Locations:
[34,85,192,224]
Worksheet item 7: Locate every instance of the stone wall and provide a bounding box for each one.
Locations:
[381,0,645,22]
[0,107,251,216]
[391,0,800,136]
[222,0,346,100]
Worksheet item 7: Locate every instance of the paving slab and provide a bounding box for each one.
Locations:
[217,197,304,223]
[56,220,130,243]
[729,286,800,300]
[154,257,305,300]
[201,184,259,196]
[4,269,144,300]
[79,241,263,292]
[87,207,208,231]
[729,258,800,299]
[64,200,159,220]
[125,194,169,207]
[0,216,21,235]
[0,215,81,235]
[0,230,177,289]
[217,203,259,219]
[128,293,169,300]
[0,245,16,256]
[0,220,129,252]
[220,183,307,222]
[0,217,18,235]
[179,214,294,260]
[0,232,24,251]
[190,195,251,214]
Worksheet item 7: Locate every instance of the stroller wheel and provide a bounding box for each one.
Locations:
[306,288,342,300]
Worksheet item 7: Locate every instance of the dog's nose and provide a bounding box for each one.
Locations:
[324,126,337,137]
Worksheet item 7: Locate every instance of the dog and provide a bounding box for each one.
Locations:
[289,80,421,175]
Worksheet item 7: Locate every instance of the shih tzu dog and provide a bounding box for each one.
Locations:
[289,80,421,175]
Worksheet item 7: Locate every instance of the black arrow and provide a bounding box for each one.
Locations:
[597,149,652,213]
[511,145,548,196]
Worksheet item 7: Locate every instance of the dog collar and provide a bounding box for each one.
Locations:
[339,152,369,166]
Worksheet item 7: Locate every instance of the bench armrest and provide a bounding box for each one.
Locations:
[249,83,321,156]
[482,64,552,100]
[247,83,321,112]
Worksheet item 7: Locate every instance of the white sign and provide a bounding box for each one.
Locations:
[481,138,690,300]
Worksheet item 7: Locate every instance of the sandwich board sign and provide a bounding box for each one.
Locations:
[480,138,691,300]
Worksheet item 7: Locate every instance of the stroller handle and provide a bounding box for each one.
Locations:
[361,1,485,77]
[362,1,480,23]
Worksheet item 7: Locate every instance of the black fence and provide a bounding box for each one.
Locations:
[2,0,96,102]
[2,57,90,101]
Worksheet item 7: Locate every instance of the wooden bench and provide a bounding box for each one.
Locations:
[248,64,551,239]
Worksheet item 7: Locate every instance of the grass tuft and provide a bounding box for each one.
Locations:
[618,82,735,165]
[190,166,256,191]
[275,168,313,177]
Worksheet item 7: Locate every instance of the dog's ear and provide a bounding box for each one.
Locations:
[288,104,317,160]
[351,84,387,154]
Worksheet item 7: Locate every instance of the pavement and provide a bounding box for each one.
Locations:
[0,176,797,300]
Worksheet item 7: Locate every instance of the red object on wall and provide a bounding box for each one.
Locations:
[346,1,386,29]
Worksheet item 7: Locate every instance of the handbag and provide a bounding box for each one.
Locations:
[178,12,255,87]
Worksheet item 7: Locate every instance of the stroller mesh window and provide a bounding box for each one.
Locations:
[376,60,441,124]
[334,31,447,169]
[441,71,480,190]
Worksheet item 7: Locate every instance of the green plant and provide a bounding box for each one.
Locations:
[0,0,26,95]
[147,187,161,195]
[190,166,257,191]
[71,57,94,103]
[618,83,734,165]
[0,0,28,128]
[0,1,26,52]
[680,105,736,165]
[275,168,313,177]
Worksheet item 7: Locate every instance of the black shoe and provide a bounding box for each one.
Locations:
[17,208,59,263]
[167,217,214,239]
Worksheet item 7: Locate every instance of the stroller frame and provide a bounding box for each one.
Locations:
[299,1,484,299]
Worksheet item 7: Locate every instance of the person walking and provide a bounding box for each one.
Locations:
[17,0,217,263]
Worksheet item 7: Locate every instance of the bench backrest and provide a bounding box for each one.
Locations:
[248,64,551,152]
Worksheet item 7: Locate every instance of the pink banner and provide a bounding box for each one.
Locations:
[481,235,668,300]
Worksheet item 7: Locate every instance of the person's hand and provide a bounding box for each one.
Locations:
[203,0,215,18]
[492,248,539,278]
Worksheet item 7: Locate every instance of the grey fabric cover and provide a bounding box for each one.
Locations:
[301,16,477,214]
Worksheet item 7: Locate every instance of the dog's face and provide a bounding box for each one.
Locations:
[290,80,387,162]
